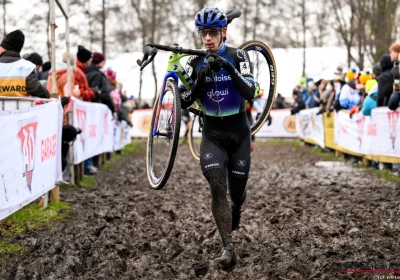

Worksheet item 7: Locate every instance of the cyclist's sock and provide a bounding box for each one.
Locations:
[204,168,233,247]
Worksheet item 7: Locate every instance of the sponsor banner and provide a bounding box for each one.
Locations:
[369,107,400,158]
[296,108,325,148]
[255,109,297,138]
[131,108,297,138]
[72,97,113,164]
[114,120,131,151]
[334,111,371,155]
[0,101,63,220]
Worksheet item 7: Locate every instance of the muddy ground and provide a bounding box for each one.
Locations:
[1,139,400,279]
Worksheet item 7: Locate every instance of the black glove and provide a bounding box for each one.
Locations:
[267,114,272,126]
[206,54,232,73]
[196,66,209,86]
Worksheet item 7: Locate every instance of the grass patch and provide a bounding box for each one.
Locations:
[0,241,25,261]
[0,201,71,237]
[262,138,302,147]
[79,176,96,188]
[367,168,400,183]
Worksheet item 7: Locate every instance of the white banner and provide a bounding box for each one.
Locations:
[72,97,114,164]
[334,111,371,155]
[114,120,131,151]
[296,108,325,148]
[255,109,297,138]
[369,108,400,157]
[0,101,63,220]
[130,109,152,137]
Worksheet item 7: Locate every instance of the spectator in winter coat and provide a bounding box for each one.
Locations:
[106,67,122,112]
[25,52,43,80]
[75,45,95,102]
[378,53,395,106]
[387,78,400,110]
[291,89,305,115]
[361,81,378,116]
[273,93,286,109]
[85,52,115,113]
[338,72,360,111]
[39,61,51,87]
[0,30,49,98]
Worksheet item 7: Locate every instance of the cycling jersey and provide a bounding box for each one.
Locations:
[179,43,255,117]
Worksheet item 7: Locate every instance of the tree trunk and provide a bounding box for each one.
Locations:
[102,0,106,55]
[2,0,5,37]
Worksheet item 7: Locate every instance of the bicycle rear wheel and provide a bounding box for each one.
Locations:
[188,113,202,161]
[147,79,181,189]
[239,40,277,135]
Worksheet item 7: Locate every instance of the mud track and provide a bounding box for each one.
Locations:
[1,140,399,279]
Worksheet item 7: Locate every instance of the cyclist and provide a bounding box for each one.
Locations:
[179,7,257,267]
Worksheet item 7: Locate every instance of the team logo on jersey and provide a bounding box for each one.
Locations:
[240,62,250,75]
[207,88,229,102]
[237,49,246,59]
[237,160,247,167]
[172,64,179,71]
[204,153,213,160]
[17,117,39,192]
[185,65,193,77]
[205,74,231,82]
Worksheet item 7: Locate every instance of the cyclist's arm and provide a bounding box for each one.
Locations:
[179,56,204,109]
[222,50,255,102]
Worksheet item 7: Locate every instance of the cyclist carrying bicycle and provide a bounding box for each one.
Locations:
[179,7,257,267]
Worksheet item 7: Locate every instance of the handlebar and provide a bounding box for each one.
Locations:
[137,44,208,71]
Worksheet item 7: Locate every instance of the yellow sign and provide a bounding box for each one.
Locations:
[284,115,296,133]
[139,116,151,132]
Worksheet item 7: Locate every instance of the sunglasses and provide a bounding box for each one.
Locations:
[197,28,221,37]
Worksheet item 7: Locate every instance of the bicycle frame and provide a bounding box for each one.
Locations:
[152,51,198,137]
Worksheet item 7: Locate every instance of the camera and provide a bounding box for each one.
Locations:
[394,79,400,92]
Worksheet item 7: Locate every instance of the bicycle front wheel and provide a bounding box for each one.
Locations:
[147,79,181,189]
[188,113,202,161]
[239,40,277,135]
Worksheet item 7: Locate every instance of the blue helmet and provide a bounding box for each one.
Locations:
[195,7,227,29]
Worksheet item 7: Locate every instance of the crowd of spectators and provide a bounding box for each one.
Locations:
[0,29,136,180]
[289,42,400,172]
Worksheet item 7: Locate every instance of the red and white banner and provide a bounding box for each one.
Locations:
[72,97,114,164]
[334,111,371,155]
[370,108,400,157]
[0,101,63,220]
[296,108,325,148]
[114,120,131,151]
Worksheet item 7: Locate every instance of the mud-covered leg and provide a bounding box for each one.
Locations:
[204,168,237,267]
[228,175,247,231]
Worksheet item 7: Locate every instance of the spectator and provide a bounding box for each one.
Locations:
[381,43,400,106]
[0,30,49,98]
[86,52,115,113]
[76,45,96,102]
[106,67,122,112]
[336,68,359,111]
[290,89,305,115]
[305,80,320,108]
[273,93,286,109]
[117,100,134,127]
[61,124,82,171]
[25,52,43,79]
[361,80,378,116]
[46,52,80,98]
[141,101,150,109]
[378,53,394,106]
[388,78,400,110]
[39,61,51,86]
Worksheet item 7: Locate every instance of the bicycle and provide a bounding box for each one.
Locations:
[188,40,278,161]
[137,9,277,188]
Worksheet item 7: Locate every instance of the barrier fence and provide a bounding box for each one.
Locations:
[296,107,400,163]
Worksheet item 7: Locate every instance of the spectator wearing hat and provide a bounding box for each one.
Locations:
[25,52,43,79]
[85,52,115,113]
[378,53,394,106]
[0,30,49,98]
[75,45,95,102]
[305,80,320,109]
[41,61,51,81]
[334,68,359,111]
